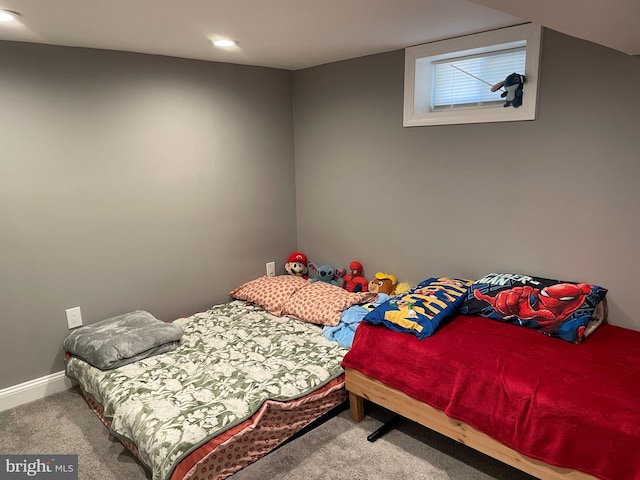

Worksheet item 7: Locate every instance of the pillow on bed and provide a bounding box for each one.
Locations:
[63,310,184,370]
[459,273,608,343]
[363,277,473,340]
[229,275,308,315]
[281,282,376,327]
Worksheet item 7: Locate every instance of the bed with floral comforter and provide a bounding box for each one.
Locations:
[65,300,348,480]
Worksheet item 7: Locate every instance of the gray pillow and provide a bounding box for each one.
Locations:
[63,310,183,370]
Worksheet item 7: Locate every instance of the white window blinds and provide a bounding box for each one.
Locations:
[432,47,526,109]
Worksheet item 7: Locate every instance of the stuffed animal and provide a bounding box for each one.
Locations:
[284,252,309,279]
[308,262,343,286]
[491,72,526,108]
[342,261,368,293]
[395,282,412,295]
[366,272,412,296]
[368,272,398,295]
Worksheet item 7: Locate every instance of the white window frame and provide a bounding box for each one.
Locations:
[403,24,542,127]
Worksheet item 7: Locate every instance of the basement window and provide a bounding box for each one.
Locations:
[403,24,541,127]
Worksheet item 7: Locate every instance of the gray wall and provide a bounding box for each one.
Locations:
[0,42,297,388]
[2,28,640,390]
[293,29,640,331]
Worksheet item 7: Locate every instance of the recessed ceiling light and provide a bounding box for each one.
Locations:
[211,39,238,48]
[0,10,20,22]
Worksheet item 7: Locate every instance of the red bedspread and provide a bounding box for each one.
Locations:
[342,316,640,480]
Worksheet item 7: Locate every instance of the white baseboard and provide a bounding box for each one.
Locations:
[0,371,76,412]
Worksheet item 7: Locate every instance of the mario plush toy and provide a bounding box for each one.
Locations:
[342,261,368,293]
[284,252,309,279]
[491,72,526,108]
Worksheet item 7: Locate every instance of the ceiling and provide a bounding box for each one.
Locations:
[0,0,637,71]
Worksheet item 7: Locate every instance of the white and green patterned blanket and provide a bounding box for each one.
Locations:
[66,301,348,480]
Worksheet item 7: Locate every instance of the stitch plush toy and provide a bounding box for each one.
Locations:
[491,72,526,108]
[308,262,343,286]
[342,261,368,293]
[284,252,309,279]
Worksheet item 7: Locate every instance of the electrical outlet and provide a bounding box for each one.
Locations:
[266,261,276,277]
[66,306,83,329]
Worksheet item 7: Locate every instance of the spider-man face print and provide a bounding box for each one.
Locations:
[461,273,607,343]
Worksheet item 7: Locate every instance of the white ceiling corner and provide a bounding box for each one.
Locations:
[0,0,637,70]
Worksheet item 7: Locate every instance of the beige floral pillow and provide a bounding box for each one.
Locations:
[281,282,376,327]
[229,275,308,315]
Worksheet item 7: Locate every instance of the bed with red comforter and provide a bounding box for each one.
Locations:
[342,314,640,480]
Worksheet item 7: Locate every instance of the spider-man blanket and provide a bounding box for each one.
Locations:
[342,316,640,480]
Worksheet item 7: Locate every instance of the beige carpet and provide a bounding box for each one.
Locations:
[0,386,149,480]
[0,386,537,480]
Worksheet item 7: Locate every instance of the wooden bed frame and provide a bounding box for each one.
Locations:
[345,368,597,480]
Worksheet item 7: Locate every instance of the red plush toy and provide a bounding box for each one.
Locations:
[285,252,309,279]
[342,261,368,293]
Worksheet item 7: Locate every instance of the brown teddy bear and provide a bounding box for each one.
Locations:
[368,272,411,296]
[368,272,397,295]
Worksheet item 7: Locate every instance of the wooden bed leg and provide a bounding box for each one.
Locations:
[349,391,365,422]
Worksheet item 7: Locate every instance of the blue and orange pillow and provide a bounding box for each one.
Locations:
[364,277,473,340]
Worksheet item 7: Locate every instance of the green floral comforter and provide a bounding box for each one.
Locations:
[66,301,348,480]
